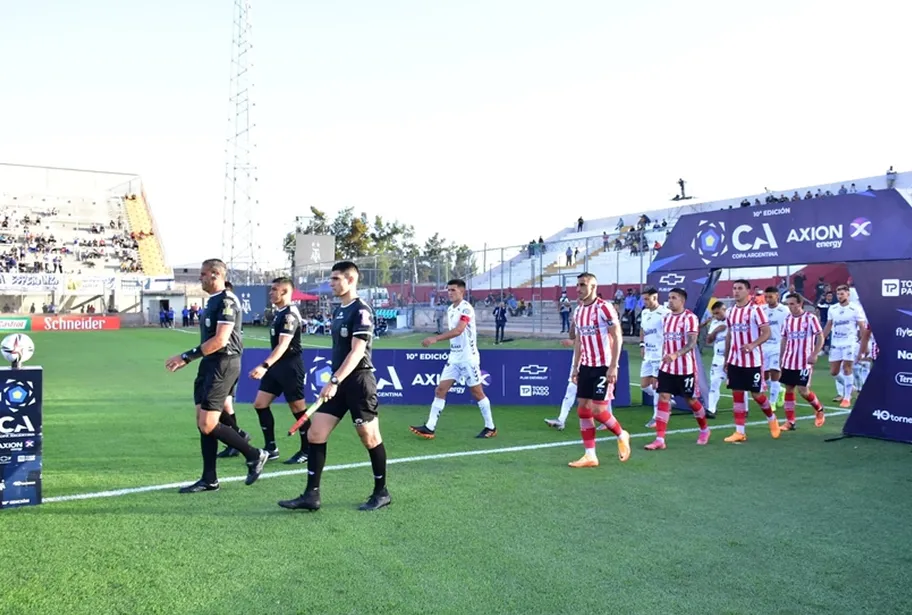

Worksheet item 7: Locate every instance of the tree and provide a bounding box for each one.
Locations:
[283,206,333,266]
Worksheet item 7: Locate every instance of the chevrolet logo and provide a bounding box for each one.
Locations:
[520,365,548,376]
[659,273,686,286]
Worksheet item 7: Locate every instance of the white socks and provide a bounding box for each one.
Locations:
[426,397,446,430]
[478,397,495,429]
[558,382,578,423]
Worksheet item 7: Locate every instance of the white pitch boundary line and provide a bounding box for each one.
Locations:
[43,408,849,505]
[168,326,328,348]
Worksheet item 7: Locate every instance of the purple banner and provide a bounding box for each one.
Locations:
[648,190,912,275]
[649,188,912,444]
[236,349,632,408]
[842,260,912,443]
[0,367,43,510]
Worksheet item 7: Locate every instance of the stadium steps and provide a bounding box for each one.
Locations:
[123,196,169,276]
[518,247,608,288]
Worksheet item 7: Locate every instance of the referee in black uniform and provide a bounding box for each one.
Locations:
[166,259,269,493]
[247,277,310,464]
[278,261,390,512]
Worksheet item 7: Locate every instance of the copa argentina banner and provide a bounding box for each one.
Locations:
[0,367,43,510]
[0,273,64,294]
[236,349,632,408]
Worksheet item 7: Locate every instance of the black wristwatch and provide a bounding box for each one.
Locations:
[261,362,270,370]
[330,375,340,385]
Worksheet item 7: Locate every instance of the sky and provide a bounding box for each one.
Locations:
[1,0,910,270]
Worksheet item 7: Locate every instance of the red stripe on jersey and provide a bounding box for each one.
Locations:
[781,312,822,370]
[573,298,618,367]
[459,315,471,323]
[726,302,768,368]
[660,310,700,375]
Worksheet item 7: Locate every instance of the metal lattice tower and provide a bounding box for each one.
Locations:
[222,0,258,284]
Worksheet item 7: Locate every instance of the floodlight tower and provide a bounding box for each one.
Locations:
[222,0,259,284]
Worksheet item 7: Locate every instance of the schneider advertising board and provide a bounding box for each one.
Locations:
[30,315,121,332]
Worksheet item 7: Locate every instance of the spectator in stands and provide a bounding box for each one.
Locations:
[838,184,848,195]
[576,216,584,232]
[602,231,609,250]
[623,289,637,336]
[793,271,806,296]
[573,247,579,263]
[558,292,572,333]
[565,246,572,266]
[887,166,897,189]
[494,300,508,344]
[814,277,826,302]
[817,290,837,352]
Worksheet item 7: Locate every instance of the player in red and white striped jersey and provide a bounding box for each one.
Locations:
[723,279,781,443]
[855,321,876,393]
[645,287,711,450]
[568,272,631,468]
[778,293,826,430]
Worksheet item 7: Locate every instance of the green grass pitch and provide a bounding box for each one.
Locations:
[0,328,909,615]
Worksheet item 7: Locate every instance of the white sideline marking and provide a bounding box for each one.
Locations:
[43,408,848,505]
[168,327,327,348]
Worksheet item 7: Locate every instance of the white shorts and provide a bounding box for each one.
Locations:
[640,359,662,379]
[762,348,781,372]
[829,345,858,364]
[440,362,483,387]
[710,362,726,382]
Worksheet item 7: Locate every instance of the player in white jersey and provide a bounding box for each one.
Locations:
[821,284,866,409]
[855,322,875,391]
[705,301,728,419]
[410,279,497,439]
[761,287,790,410]
[545,313,580,431]
[638,288,670,428]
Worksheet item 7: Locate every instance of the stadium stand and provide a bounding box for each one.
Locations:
[469,169,912,294]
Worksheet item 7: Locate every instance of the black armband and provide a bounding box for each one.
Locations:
[182,347,203,362]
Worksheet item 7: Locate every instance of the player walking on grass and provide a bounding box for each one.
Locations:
[644,287,710,450]
[638,287,669,428]
[278,261,390,512]
[215,280,253,458]
[247,277,310,464]
[410,279,497,439]
[568,272,631,468]
[723,279,781,443]
[544,320,579,431]
[761,287,790,410]
[778,293,826,431]
[165,259,269,493]
[821,285,866,408]
[705,301,727,419]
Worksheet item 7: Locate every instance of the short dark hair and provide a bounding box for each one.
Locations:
[711,301,725,311]
[765,286,779,294]
[577,272,597,283]
[836,284,850,292]
[271,276,294,289]
[785,293,802,303]
[669,287,687,301]
[332,261,360,276]
[643,287,658,296]
[732,278,750,289]
[447,279,466,289]
[202,259,227,277]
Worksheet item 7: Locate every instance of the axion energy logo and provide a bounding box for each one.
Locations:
[32,315,121,331]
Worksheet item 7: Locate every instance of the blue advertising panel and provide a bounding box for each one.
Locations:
[0,367,42,509]
[236,349,632,408]
[233,285,270,323]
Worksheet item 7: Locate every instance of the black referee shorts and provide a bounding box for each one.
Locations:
[318,369,379,424]
[194,355,241,411]
[259,358,306,403]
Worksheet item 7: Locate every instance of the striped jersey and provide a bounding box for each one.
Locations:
[446,300,479,364]
[726,302,769,368]
[762,303,789,351]
[708,318,728,365]
[828,302,866,348]
[640,305,670,361]
[660,309,700,375]
[781,311,822,370]
[574,298,619,367]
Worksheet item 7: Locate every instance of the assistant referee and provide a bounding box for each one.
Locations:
[165,259,269,493]
[278,261,390,512]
